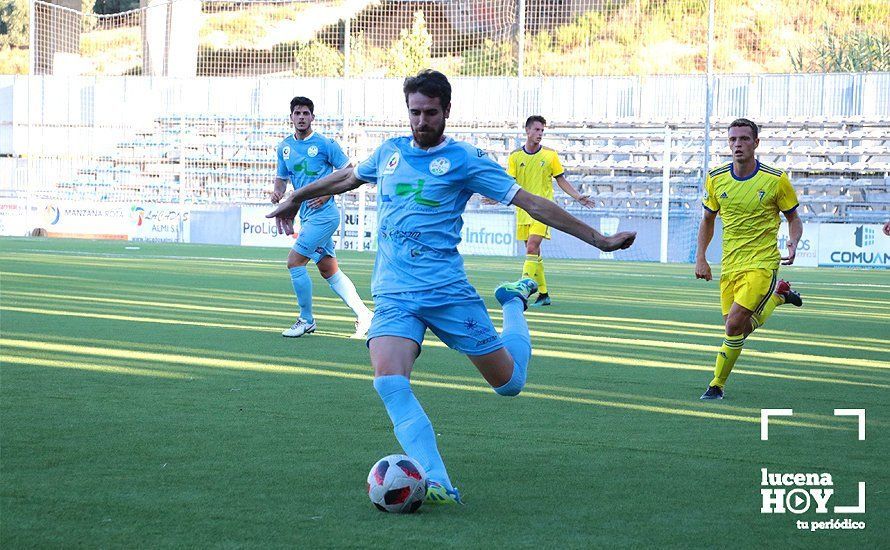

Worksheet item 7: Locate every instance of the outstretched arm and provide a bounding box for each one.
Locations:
[267,166,363,234]
[267,166,361,216]
[510,188,635,252]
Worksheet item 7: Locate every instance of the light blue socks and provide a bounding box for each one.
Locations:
[373,375,453,491]
[495,298,531,396]
[288,266,314,323]
[325,270,371,317]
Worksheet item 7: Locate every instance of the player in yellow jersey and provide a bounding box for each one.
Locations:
[507,115,594,306]
[695,118,804,400]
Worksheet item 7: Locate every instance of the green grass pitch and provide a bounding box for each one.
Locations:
[1,237,887,547]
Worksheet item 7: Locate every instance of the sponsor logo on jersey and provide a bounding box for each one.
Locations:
[429,157,450,176]
[383,152,400,175]
[394,179,441,207]
[293,159,320,177]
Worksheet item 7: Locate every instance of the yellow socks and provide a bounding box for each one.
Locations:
[521,255,548,295]
[709,333,746,388]
[535,256,547,294]
[751,294,784,330]
[522,254,537,282]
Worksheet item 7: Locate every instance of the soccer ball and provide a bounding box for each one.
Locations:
[366,454,428,513]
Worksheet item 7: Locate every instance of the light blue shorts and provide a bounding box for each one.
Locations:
[293,216,338,263]
[368,279,503,356]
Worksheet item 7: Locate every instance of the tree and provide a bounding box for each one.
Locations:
[93,0,139,15]
[387,10,432,77]
[294,41,344,77]
[0,0,29,48]
[791,30,890,72]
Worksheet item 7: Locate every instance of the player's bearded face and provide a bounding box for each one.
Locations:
[407,93,450,149]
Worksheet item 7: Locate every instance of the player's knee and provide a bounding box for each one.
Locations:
[725,316,748,336]
[493,365,526,397]
[287,254,310,269]
[317,257,338,278]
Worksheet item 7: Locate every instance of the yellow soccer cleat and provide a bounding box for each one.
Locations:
[425,481,463,505]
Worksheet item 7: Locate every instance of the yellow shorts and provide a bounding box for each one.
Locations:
[516,221,551,241]
[719,268,778,316]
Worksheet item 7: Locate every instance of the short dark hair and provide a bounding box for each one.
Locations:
[290,96,314,114]
[525,115,546,128]
[729,118,758,139]
[402,69,451,109]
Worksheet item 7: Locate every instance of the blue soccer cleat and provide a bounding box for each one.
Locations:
[530,292,551,307]
[700,385,724,400]
[495,278,538,310]
[425,481,463,505]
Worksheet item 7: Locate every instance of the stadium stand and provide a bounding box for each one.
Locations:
[40,114,890,223]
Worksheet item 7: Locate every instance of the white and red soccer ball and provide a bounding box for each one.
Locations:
[367,454,428,513]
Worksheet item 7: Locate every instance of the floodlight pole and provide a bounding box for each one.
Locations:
[26,0,36,232]
[516,0,525,128]
[703,0,715,175]
[29,0,35,74]
[341,15,351,250]
[660,125,671,263]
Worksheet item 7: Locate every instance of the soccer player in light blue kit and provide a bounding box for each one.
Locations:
[268,72,636,504]
[272,96,373,339]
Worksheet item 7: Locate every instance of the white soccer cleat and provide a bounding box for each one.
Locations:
[282,318,316,338]
[351,311,373,339]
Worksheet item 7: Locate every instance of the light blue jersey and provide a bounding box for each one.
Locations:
[356,136,520,295]
[276,132,349,222]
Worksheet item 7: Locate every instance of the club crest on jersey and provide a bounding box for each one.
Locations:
[540,160,545,167]
[720,192,728,199]
[429,157,451,176]
[383,152,400,175]
[307,145,319,157]
[282,146,291,160]
[758,190,765,201]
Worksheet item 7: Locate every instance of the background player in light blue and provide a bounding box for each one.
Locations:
[272,96,373,339]
[268,72,636,504]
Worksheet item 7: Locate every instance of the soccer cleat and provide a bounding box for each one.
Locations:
[282,318,316,338]
[530,292,551,307]
[774,279,803,307]
[494,278,538,310]
[425,481,463,505]
[351,312,373,339]
[700,385,724,400]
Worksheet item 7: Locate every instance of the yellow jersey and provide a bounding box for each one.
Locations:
[507,146,564,225]
[703,161,799,274]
